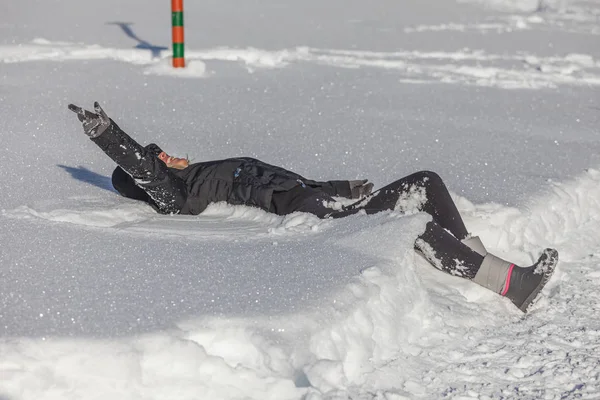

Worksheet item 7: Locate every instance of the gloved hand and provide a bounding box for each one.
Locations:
[68,101,111,138]
[349,179,374,199]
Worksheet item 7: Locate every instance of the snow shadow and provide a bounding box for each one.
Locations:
[57,164,115,192]
[106,22,167,58]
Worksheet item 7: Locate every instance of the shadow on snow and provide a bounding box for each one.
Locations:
[106,21,168,58]
[57,164,115,193]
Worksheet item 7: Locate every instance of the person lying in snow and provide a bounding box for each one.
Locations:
[68,102,558,313]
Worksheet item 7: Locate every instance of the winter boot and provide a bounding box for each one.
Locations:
[472,248,558,312]
[462,236,487,256]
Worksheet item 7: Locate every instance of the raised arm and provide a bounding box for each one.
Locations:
[68,102,188,214]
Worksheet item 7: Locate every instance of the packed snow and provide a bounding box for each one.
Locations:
[1,0,599,399]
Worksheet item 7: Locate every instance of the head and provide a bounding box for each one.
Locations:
[158,151,189,170]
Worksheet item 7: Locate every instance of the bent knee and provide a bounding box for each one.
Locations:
[409,170,444,186]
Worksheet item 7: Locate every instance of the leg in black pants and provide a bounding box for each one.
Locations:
[344,171,468,239]
[286,171,484,278]
[347,171,484,278]
[345,171,482,278]
[296,171,556,311]
[417,221,483,279]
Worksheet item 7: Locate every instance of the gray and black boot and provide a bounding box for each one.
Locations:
[473,248,558,312]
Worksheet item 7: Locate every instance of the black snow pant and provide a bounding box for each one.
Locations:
[272,172,485,279]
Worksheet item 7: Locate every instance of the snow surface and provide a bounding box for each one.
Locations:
[1,0,600,399]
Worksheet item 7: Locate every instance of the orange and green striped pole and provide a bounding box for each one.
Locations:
[172,0,185,68]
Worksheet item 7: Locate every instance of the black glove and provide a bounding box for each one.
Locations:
[68,101,111,138]
[349,179,374,199]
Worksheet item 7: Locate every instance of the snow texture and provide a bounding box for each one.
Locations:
[1,0,600,399]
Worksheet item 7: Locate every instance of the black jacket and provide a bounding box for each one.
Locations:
[112,143,353,215]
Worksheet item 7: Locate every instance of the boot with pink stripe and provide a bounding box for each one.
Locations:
[473,248,559,312]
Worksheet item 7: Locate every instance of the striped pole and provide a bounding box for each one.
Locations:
[172,0,185,68]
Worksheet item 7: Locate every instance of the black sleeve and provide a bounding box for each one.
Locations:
[91,122,187,214]
[306,180,352,198]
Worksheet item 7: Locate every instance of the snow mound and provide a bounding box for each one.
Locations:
[0,211,432,399]
[2,197,328,239]
[460,0,569,12]
[3,197,152,228]
[6,169,600,398]
[144,58,208,78]
[459,168,600,262]
[4,167,600,398]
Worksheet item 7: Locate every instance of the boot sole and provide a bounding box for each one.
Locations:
[519,248,559,312]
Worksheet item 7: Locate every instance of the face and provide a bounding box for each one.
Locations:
[158,151,189,170]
